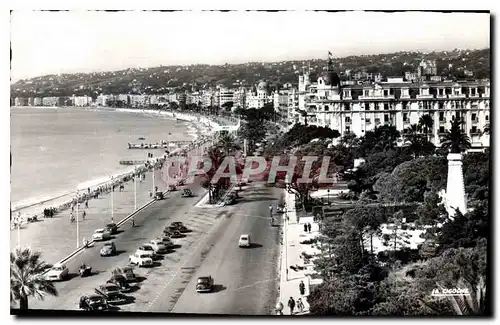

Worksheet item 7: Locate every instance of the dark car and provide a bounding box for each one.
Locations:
[155,191,164,200]
[95,284,125,304]
[181,189,193,197]
[106,275,131,293]
[79,294,109,311]
[168,224,190,233]
[112,266,136,282]
[105,223,118,235]
[171,222,184,227]
[196,276,214,293]
[163,228,183,238]
[223,194,236,206]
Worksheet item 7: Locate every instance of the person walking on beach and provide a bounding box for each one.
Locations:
[70,212,75,223]
[303,223,308,233]
[82,211,86,220]
[85,200,89,208]
[299,280,306,296]
[149,190,152,198]
[307,223,312,233]
[288,297,296,315]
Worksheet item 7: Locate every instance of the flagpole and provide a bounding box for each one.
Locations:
[111,176,114,223]
[134,169,137,210]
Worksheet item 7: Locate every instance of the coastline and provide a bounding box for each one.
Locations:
[11,107,219,227]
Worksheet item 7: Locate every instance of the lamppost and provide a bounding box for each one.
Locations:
[327,189,330,205]
[110,176,114,223]
[76,190,80,248]
[134,168,137,211]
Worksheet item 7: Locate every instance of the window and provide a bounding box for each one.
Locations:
[364,103,370,110]
[324,105,329,111]
[471,126,478,133]
[374,104,379,111]
[471,88,476,96]
[384,103,389,110]
[403,113,408,122]
[439,102,444,109]
[384,114,389,122]
[346,126,351,133]
[384,90,389,96]
[364,90,369,97]
[344,103,350,111]
[366,118,371,124]
[439,112,445,121]
[345,116,351,123]
[439,126,445,133]
[486,115,489,121]
[375,118,381,124]
[402,101,408,110]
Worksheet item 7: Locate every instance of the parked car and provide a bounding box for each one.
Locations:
[168,223,190,233]
[155,191,164,200]
[149,240,168,254]
[196,276,214,293]
[276,205,286,213]
[136,245,157,259]
[92,228,111,241]
[171,222,184,227]
[129,253,153,267]
[238,234,251,248]
[79,294,109,311]
[105,223,118,235]
[100,241,117,256]
[112,266,136,282]
[181,189,193,197]
[95,284,125,304]
[106,274,131,293]
[223,195,236,206]
[46,263,69,281]
[156,236,175,248]
[163,229,183,238]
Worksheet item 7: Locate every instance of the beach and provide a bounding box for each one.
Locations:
[10,107,215,225]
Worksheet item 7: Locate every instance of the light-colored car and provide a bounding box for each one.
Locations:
[238,234,251,248]
[136,245,156,259]
[129,253,153,267]
[149,240,168,254]
[46,263,69,281]
[156,236,175,248]
[92,228,111,241]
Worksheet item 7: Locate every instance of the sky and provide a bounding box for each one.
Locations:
[10,10,490,81]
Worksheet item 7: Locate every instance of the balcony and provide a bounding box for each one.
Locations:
[416,94,434,99]
[471,119,479,124]
[449,93,466,99]
[436,94,448,99]
[469,129,481,136]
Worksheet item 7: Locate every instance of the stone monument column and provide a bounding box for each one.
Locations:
[446,153,467,217]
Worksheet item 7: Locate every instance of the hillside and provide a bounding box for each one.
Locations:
[11,48,490,98]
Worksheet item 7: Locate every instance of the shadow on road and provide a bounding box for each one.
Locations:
[114,230,125,235]
[64,273,80,281]
[130,276,146,283]
[110,295,136,306]
[127,285,141,293]
[113,250,127,256]
[171,244,182,249]
[248,243,263,249]
[212,284,227,293]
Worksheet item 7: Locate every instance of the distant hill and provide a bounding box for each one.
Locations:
[10,48,490,98]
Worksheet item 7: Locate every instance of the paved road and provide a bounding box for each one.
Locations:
[149,182,283,315]
[29,182,208,310]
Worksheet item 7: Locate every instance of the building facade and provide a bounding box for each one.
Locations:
[295,54,490,149]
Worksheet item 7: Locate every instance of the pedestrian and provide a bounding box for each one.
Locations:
[288,297,296,315]
[87,187,90,194]
[303,223,308,232]
[82,211,86,220]
[297,298,305,313]
[299,280,305,296]
[85,200,89,208]
[149,190,152,198]
[70,212,74,223]
[307,223,312,233]
[71,204,74,212]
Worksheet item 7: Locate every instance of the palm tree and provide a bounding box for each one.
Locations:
[440,117,471,153]
[217,132,236,155]
[202,146,227,203]
[10,247,57,309]
[438,276,486,315]
[419,114,434,141]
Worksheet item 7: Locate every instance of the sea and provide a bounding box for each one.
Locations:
[10,106,196,211]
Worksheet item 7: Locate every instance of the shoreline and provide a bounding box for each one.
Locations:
[11,108,219,226]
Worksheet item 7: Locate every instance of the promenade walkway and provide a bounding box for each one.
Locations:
[9,169,166,265]
[277,190,322,316]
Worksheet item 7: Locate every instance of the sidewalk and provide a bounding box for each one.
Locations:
[277,190,322,316]
[10,169,166,265]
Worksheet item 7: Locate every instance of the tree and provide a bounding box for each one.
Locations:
[357,125,401,157]
[419,114,434,141]
[382,210,411,254]
[221,101,234,112]
[10,247,58,309]
[345,206,386,256]
[217,132,236,156]
[440,117,471,153]
[403,124,435,158]
[200,146,227,204]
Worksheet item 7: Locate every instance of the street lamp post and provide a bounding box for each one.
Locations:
[76,191,79,248]
[327,189,330,205]
[134,168,137,210]
[110,176,114,223]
